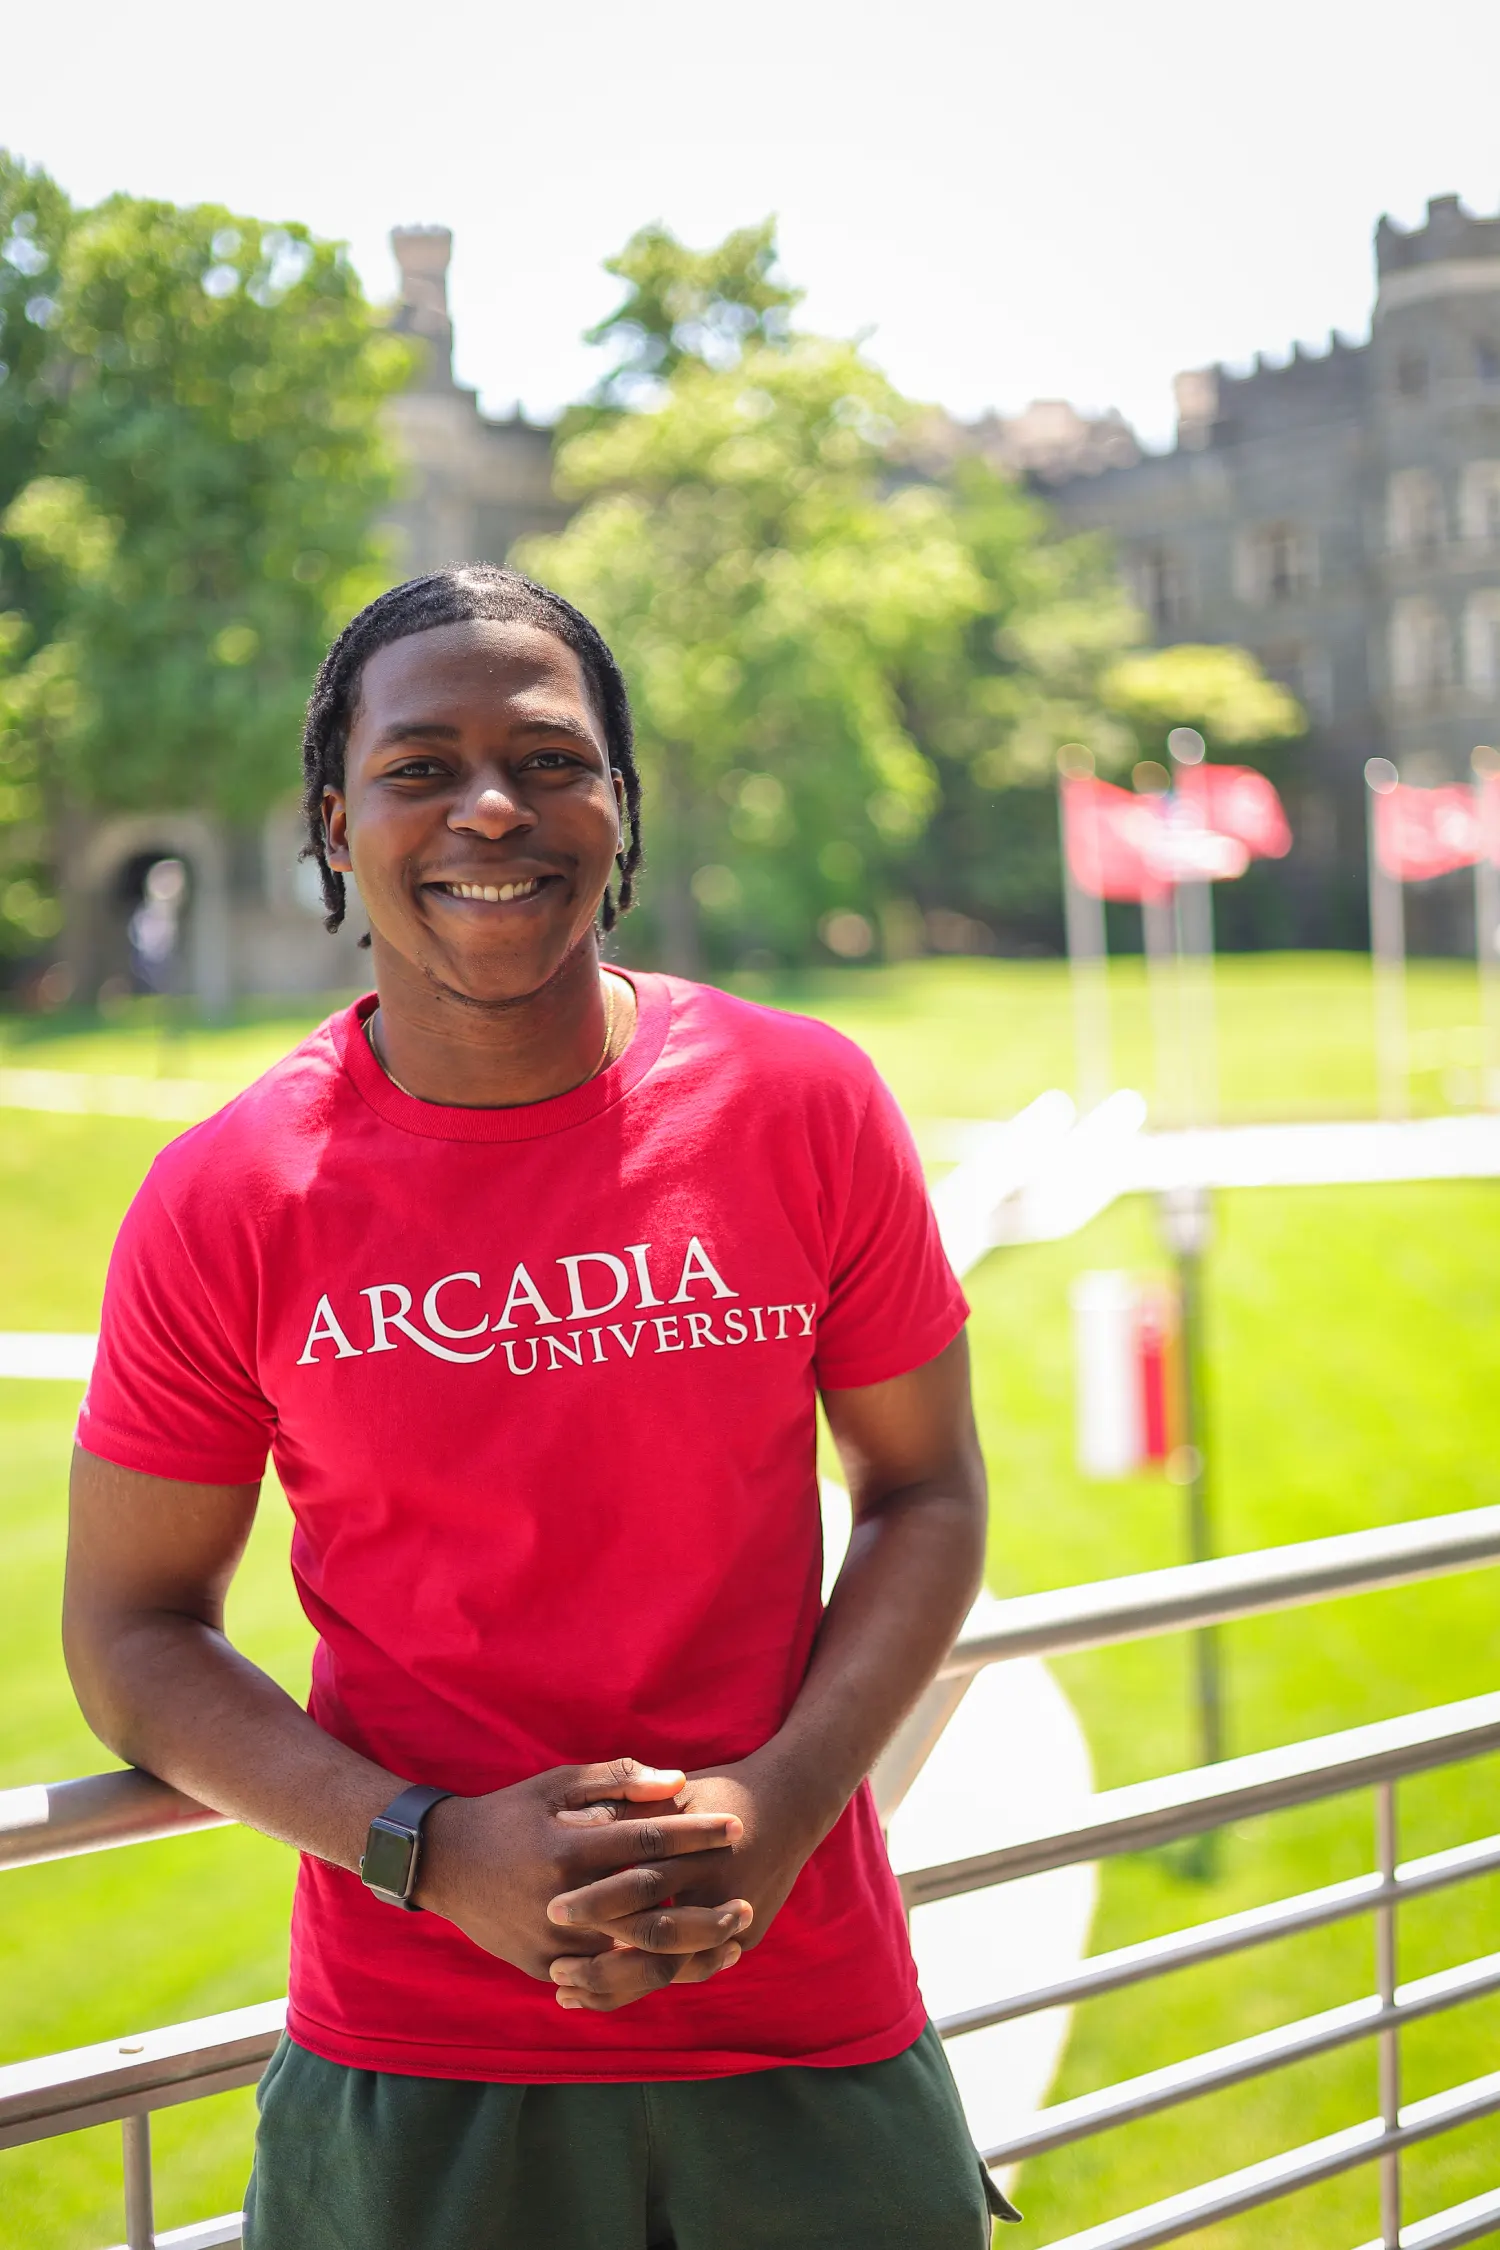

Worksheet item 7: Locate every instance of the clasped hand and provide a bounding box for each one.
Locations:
[545,1746,822,2013]
[417,1750,823,2015]
[416,1755,752,2011]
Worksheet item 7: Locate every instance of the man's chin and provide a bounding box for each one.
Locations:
[420,940,595,1013]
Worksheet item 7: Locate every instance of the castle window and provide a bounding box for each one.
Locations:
[1130,546,1192,634]
[1464,591,1500,694]
[1389,598,1453,701]
[1386,469,1445,557]
[1234,523,1317,606]
[1396,353,1429,399]
[1459,462,1500,549]
[1477,339,1500,384]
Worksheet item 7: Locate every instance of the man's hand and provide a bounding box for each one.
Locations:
[418,1756,752,1991]
[544,1744,828,2011]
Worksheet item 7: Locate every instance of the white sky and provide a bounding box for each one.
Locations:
[5,0,1499,447]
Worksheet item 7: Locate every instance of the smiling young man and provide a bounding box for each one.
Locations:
[64,565,1016,2248]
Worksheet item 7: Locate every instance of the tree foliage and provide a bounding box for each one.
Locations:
[0,160,412,957]
[584,219,801,409]
[1099,642,1306,755]
[524,299,1143,966]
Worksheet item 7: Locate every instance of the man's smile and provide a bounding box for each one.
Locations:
[423,874,557,907]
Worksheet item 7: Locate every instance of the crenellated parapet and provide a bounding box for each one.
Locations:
[1377,195,1500,280]
[1173,331,1369,450]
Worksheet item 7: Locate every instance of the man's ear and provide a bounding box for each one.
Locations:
[323,786,352,873]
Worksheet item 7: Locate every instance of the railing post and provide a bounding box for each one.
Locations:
[122,2110,155,2250]
[1376,1780,1401,2249]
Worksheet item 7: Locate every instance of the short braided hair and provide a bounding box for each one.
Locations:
[299,564,642,941]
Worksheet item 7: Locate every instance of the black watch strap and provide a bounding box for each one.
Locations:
[359,1783,454,1911]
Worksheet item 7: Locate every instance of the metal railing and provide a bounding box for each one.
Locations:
[4,1503,1499,2249]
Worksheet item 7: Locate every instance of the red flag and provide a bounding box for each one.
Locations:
[1176,764,1292,860]
[1062,777,1170,903]
[1374,784,1482,881]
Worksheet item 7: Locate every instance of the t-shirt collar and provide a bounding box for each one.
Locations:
[336,970,670,1142]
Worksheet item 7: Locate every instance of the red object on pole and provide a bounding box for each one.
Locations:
[1374,783,1484,881]
[1061,776,1171,903]
[1176,764,1292,860]
[1137,1286,1173,1462]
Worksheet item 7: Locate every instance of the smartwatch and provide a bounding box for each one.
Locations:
[359,1783,454,1910]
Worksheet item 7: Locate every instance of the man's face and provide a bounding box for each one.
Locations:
[326,618,624,1006]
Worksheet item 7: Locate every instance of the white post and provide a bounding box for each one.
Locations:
[1168,728,1218,1130]
[1070,1270,1142,1478]
[1475,746,1500,1112]
[1057,746,1112,1112]
[1135,760,1180,1127]
[1365,758,1408,1122]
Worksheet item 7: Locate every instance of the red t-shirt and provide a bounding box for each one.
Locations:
[79,973,967,2082]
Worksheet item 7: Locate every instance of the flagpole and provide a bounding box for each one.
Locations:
[1168,727,1219,1130]
[1475,745,1500,1112]
[1365,758,1407,1122]
[1134,759,1180,1126]
[1057,745,1112,1112]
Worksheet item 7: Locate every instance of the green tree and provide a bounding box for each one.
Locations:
[525,328,1143,969]
[1099,642,1306,755]
[2,191,413,820]
[0,170,413,960]
[585,219,801,409]
[523,337,988,967]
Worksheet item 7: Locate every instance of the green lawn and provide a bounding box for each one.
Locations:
[1,958,1497,2247]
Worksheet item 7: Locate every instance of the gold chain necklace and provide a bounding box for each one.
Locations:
[365,978,618,1101]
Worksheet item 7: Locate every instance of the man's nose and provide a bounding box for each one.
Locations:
[449,774,533,839]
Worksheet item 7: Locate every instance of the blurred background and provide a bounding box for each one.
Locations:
[2,4,1499,2246]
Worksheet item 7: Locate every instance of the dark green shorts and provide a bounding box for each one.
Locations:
[243,2021,1018,2249]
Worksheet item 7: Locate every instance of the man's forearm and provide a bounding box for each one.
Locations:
[768,1476,985,1838]
[66,1605,405,1875]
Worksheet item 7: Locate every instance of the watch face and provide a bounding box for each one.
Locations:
[362,1820,416,1900]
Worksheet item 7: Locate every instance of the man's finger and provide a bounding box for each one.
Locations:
[670,1941,742,1986]
[567,1813,743,1871]
[548,1857,750,1934]
[561,1900,751,1954]
[551,1940,742,2011]
[559,1759,687,1811]
[549,1944,679,2011]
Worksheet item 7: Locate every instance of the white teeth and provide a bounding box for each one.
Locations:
[442,879,542,902]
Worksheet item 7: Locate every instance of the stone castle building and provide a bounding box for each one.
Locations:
[57,227,568,1012]
[55,201,1500,1001]
[1022,194,1500,942]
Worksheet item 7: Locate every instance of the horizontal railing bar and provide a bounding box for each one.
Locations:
[1028,2068,1500,2250]
[1353,2184,1500,2250]
[903,1692,1500,1905]
[0,2000,284,2151]
[104,2219,243,2250]
[10,1513,1498,1876]
[941,1506,1500,1676]
[936,1830,1500,2037]
[984,1951,1500,2165]
[0,1769,225,1874]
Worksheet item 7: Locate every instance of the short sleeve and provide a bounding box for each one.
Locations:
[814,1070,969,1392]
[77,1166,275,1486]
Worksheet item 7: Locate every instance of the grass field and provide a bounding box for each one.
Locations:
[1,956,1497,2247]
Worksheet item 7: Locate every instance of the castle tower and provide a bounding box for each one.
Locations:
[390,225,456,392]
[1371,196,1500,783]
